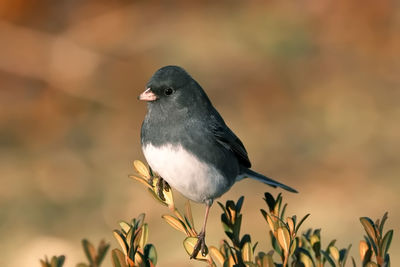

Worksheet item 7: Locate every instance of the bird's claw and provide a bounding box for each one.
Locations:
[190,231,208,259]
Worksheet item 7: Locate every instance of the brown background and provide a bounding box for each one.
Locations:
[0,1,399,266]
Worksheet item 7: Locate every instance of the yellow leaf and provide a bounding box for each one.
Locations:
[162,186,174,208]
[277,227,291,253]
[139,224,148,249]
[209,246,225,265]
[287,217,295,235]
[133,160,150,178]
[119,221,131,235]
[162,215,188,235]
[241,242,253,262]
[113,231,128,256]
[310,234,319,246]
[329,246,339,262]
[366,262,378,267]
[300,253,313,267]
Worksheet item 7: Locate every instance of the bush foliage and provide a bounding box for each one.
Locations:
[41,160,393,267]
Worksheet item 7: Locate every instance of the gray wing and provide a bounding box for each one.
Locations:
[210,113,251,168]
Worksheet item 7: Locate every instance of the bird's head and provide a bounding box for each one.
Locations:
[138,66,210,111]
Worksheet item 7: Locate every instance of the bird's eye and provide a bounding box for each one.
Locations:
[164,88,174,96]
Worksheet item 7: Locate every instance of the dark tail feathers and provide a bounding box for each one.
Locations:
[240,169,298,193]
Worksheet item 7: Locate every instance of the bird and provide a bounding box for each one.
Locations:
[138,65,297,258]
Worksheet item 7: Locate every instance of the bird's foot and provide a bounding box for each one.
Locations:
[155,177,170,201]
[190,231,208,259]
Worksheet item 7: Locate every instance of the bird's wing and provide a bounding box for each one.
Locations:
[210,114,252,168]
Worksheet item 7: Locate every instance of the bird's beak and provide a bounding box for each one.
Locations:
[138,88,157,101]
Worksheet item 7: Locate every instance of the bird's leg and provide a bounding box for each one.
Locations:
[191,200,212,259]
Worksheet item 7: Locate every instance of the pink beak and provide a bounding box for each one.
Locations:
[138,88,157,101]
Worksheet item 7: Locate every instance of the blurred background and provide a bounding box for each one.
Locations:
[0,0,399,266]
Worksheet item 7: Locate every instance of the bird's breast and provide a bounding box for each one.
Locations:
[142,143,231,203]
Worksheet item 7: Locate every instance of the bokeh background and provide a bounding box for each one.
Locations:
[0,1,399,266]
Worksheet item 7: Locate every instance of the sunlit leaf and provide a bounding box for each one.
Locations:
[359,240,369,261]
[139,223,148,249]
[241,241,253,262]
[113,230,128,256]
[162,215,188,235]
[287,217,295,236]
[209,246,225,265]
[329,245,339,262]
[360,217,377,243]
[133,160,150,178]
[365,262,378,267]
[277,227,291,253]
[119,221,131,235]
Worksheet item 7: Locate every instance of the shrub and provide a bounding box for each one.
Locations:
[40,160,393,267]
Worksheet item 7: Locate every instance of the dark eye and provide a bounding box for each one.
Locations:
[164,88,174,96]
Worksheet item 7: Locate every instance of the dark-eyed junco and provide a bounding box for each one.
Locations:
[139,66,297,258]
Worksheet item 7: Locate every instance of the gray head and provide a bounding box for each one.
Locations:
[138,66,211,111]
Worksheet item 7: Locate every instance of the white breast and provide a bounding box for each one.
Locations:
[142,143,229,203]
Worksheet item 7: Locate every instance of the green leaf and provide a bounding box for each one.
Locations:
[280,203,287,219]
[295,214,310,233]
[320,250,335,267]
[82,239,96,264]
[235,196,245,213]
[269,231,282,257]
[97,240,110,265]
[379,212,389,237]
[233,214,242,240]
[339,244,352,266]
[144,244,157,265]
[263,192,276,212]
[381,229,393,255]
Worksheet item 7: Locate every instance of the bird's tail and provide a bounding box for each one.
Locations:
[239,168,298,193]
